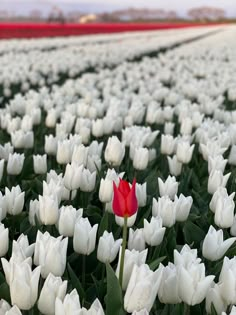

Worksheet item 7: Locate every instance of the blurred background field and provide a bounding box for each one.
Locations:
[0,0,235,39]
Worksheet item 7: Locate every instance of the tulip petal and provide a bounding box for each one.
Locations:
[126,179,138,217]
[119,179,131,197]
[112,182,126,217]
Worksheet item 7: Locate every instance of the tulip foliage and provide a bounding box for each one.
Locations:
[1,25,236,315]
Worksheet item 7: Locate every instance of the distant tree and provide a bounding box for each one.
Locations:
[30,10,42,21]
[188,6,225,21]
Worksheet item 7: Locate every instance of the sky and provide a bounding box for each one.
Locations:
[1,0,236,17]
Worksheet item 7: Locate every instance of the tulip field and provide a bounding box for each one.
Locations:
[1,24,236,314]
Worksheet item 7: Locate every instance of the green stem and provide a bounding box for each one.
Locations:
[119,216,128,288]
[82,255,86,291]
[184,303,190,315]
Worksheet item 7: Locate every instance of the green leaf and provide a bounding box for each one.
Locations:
[105,263,125,315]
[210,304,218,315]
[0,282,10,302]
[149,256,166,271]
[97,211,109,239]
[183,221,205,246]
[67,263,85,302]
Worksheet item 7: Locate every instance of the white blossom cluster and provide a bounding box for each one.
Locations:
[1,26,236,314]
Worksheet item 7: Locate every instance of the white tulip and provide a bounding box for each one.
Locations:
[9,262,41,310]
[4,186,25,215]
[33,154,47,174]
[38,273,67,315]
[176,141,195,164]
[116,248,148,290]
[143,217,166,247]
[174,194,193,222]
[203,226,236,261]
[39,195,59,225]
[219,257,236,305]
[55,289,81,315]
[158,263,181,304]
[133,147,149,170]
[208,170,230,195]
[64,163,83,191]
[0,224,9,257]
[73,217,98,255]
[34,231,68,278]
[7,153,25,175]
[152,196,176,227]
[104,136,125,166]
[128,228,146,252]
[58,206,83,237]
[167,155,182,177]
[205,282,227,315]
[124,264,163,313]
[97,231,122,263]
[158,175,178,200]
[178,263,215,305]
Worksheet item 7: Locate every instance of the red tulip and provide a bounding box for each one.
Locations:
[112,178,138,217]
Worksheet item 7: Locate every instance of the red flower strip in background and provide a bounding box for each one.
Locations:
[112,179,138,217]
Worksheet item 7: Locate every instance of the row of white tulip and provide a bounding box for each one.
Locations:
[1,26,236,314]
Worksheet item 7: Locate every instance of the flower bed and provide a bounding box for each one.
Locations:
[0,26,236,314]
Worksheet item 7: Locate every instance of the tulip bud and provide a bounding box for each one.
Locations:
[202,226,236,261]
[124,264,163,312]
[135,182,147,207]
[63,163,83,191]
[116,248,148,290]
[11,234,35,262]
[104,136,125,166]
[0,224,9,257]
[97,231,122,263]
[158,263,181,304]
[5,186,25,215]
[158,175,178,200]
[33,154,47,174]
[152,196,176,227]
[0,299,11,314]
[174,194,193,222]
[39,195,59,225]
[7,153,25,175]
[208,155,227,174]
[161,135,176,155]
[176,141,195,164]
[45,135,58,155]
[73,217,98,255]
[29,200,41,226]
[128,228,146,252]
[133,147,149,170]
[9,262,41,310]
[167,155,182,177]
[214,191,235,228]
[5,305,22,315]
[99,169,124,203]
[205,282,227,315]
[131,310,149,315]
[80,168,96,192]
[228,145,236,166]
[34,231,68,278]
[38,273,67,315]
[57,140,73,165]
[55,289,81,315]
[58,206,83,237]
[180,117,193,136]
[71,144,88,166]
[164,122,175,135]
[178,263,215,305]
[208,170,230,195]
[143,217,166,247]
[219,257,236,305]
